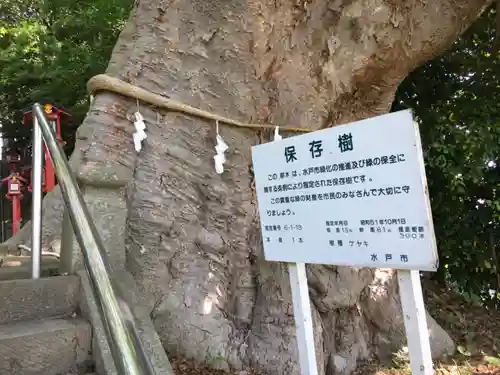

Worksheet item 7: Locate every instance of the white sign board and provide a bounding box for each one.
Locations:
[251,110,438,271]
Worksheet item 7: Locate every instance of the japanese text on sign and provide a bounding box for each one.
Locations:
[251,109,438,271]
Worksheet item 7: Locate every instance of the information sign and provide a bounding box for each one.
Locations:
[251,110,438,271]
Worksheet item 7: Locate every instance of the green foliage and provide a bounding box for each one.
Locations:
[0,0,133,150]
[393,5,500,306]
[484,356,500,366]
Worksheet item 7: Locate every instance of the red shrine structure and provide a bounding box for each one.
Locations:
[1,103,70,236]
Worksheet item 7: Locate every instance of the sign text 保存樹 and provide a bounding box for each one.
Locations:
[250,110,438,271]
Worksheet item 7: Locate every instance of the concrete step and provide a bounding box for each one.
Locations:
[0,256,60,281]
[0,317,92,375]
[0,275,80,324]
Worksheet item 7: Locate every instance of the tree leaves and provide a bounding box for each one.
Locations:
[394,4,500,306]
[0,0,133,149]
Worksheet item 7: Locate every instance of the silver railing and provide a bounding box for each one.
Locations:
[30,103,156,375]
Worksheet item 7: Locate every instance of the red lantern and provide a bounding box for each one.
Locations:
[1,174,27,236]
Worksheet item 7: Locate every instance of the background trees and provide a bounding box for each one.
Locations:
[393,6,500,306]
[0,0,133,147]
[0,0,133,235]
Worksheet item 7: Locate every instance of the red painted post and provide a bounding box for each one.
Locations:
[23,103,70,194]
[11,195,21,235]
[43,104,56,193]
[44,145,55,192]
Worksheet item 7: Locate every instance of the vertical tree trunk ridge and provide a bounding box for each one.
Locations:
[5,1,492,374]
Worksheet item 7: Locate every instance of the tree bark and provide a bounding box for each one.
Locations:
[6,0,492,374]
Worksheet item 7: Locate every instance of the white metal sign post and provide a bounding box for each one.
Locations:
[289,262,319,375]
[398,269,434,375]
[251,109,438,375]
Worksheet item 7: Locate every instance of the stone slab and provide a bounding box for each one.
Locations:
[0,317,92,375]
[0,275,80,324]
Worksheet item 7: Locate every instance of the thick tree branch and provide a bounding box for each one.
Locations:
[402,0,494,69]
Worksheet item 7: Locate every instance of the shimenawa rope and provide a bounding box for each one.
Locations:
[87,74,313,134]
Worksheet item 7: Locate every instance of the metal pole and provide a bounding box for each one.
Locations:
[31,103,155,375]
[31,114,43,279]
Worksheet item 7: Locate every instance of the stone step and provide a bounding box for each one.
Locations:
[0,275,80,325]
[0,255,60,280]
[0,317,92,375]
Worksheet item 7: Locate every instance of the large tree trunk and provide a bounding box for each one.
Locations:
[7,0,492,374]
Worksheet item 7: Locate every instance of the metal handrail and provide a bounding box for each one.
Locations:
[30,103,156,375]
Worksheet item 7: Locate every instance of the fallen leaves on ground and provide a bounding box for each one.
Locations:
[171,356,264,375]
[423,281,500,359]
[356,280,500,375]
